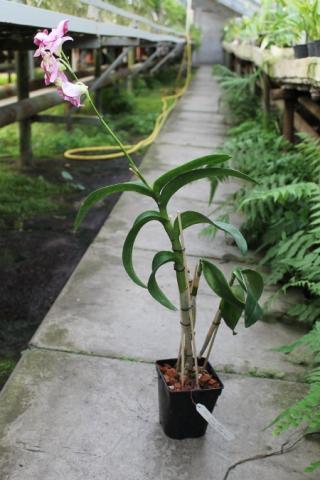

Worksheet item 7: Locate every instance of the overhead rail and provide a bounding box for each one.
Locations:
[79,0,184,36]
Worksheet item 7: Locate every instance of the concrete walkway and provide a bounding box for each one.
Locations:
[0,66,319,479]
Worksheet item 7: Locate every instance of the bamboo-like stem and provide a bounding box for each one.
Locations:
[180,333,185,386]
[159,211,192,381]
[199,310,222,358]
[178,213,199,389]
[190,262,202,328]
[199,274,236,359]
[176,338,182,372]
[203,316,221,369]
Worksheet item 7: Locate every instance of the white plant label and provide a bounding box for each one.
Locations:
[196,403,235,441]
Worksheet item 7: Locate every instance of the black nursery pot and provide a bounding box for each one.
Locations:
[156,358,224,440]
[293,43,308,59]
[308,40,320,57]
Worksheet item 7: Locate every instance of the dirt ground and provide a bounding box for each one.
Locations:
[0,153,142,388]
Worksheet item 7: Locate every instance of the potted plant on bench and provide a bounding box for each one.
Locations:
[34,20,264,440]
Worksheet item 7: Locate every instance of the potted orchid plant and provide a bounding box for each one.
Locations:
[34,20,264,440]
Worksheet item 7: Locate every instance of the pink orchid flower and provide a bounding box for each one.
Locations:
[35,20,88,108]
[41,53,64,85]
[34,19,72,56]
[55,75,88,107]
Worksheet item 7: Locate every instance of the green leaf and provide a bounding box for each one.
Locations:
[245,300,263,327]
[201,259,244,308]
[214,221,248,255]
[305,460,320,473]
[220,285,245,332]
[159,167,256,208]
[122,211,166,288]
[75,181,155,230]
[232,268,247,291]
[153,154,230,194]
[148,251,177,310]
[209,177,218,205]
[234,268,264,327]
[242,269,264,301]
[173,211,247,255]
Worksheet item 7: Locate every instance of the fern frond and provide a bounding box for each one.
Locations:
[240,183,319,208]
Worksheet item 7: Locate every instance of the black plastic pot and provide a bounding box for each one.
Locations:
[293,43,308,59]
[156,358,224,439]
[308,40,320,57]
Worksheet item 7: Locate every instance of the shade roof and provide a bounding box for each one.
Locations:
[0,0,185,51]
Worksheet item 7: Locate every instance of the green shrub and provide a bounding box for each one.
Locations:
[100,84,135,114]
[213,64,260,122]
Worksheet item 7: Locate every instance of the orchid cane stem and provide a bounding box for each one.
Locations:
[181,333,185,386]
[199,310,221,358]
[203,316,221,369]
[190,262,202,328]
[177,213,199,389]
[199,274,236,362]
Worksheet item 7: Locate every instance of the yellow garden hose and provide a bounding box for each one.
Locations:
[64,41,192,161]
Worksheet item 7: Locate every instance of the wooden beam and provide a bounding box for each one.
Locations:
[298,96,320,121]
[150,43,183,75]
[0,69,95,100]
[101,37,139,47]
[0,68,129,128]
[71,37,101,49]
[132,47,162,77]
[294,112,320,139]
[0,62,16,72]
[15,50,32,168]
[32,114,100,126]
[271,88,297,101]
[0,39,35,51]
[90,49,128,92]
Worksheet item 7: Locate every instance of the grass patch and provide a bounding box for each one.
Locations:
[0,72,16,85]
[0,68,43,86]
[0,356,16,387]
[0,161,69,229]
[0,76,173,159]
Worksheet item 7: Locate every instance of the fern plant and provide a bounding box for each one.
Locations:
[213,65,260,122]
[270,322,320,472]
[214,66,320,471]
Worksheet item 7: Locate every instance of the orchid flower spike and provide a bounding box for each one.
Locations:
[34,20,88,108]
